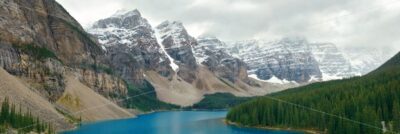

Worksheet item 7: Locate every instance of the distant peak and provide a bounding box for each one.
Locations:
[111,9,141,18]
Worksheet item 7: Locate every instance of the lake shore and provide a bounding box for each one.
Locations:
[224,120,322,134]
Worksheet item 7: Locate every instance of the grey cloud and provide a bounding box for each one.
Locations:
[57,0,400,54]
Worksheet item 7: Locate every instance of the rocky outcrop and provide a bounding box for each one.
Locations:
[88,10,173,85]
[194,35,252,84]
[226,37,322,83]
[0,42,65,101]
[0,0,103,65]
[75,69,127,98]
[155,21,198,83]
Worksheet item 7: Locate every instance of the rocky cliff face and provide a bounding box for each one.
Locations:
[194,35,250,84]
[226,37,322,83]
[225,37,374,82]
[88,10,173,85]
[155,21,198,83]
[0,0,102,65]
[0,0,127,98]
[310,43,354,80]
[0,0,130,129]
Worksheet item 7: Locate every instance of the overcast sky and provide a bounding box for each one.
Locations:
[56,0,400,53]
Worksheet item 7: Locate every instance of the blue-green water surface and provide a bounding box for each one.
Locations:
[63,111,303,134]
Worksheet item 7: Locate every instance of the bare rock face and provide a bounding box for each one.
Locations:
[226,37,322,83]
[0,0,115,101]
[0,42,65,101]
[0,1,129,130]
[88,10,173,85]
[75,68,127,98]
[0,0,103,65]
[155,21,198,83]
[194,35,250,84]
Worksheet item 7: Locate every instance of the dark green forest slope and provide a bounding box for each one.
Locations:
[227,52,400,134]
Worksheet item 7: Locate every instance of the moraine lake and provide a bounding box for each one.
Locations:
[63,111,303,134]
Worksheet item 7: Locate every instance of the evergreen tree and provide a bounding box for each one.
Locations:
[0,98,10,124]
[0,98,53,133]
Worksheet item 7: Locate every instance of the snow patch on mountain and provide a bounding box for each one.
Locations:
[154,31,179,72]
[310,43,354,79]
[156,21,192,49]
[87,9,152,49]
[249,74,296,84]
[225,37,322,83]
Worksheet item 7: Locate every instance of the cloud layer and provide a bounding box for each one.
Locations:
[57,0,400,53]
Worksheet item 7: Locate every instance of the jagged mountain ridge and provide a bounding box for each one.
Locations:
[194,35,256,85]
[87,10,279,106]
[225,37,324,83]
[224,37,364,82]
[87,9,173,85]
[155,21,198,83]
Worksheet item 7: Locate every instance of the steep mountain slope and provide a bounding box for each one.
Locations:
[0,0,133,130]
[88,9,173,85]
[227,52,400,133]
[225,38,360,83]
[225,38,389,83]
[310,43,354,80]
[56,73,133,121]
[152,21,264,105]
[194,35,252,84]
[0,67,71,130]
[226,37,322,83]
[0,0,102,65]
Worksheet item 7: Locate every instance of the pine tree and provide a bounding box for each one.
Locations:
[0,98,10,124]
[392,101,400,132]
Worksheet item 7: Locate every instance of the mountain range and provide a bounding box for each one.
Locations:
[224,37,390,83]
[0,0,395,132]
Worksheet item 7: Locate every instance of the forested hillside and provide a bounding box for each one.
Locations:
[0,98,54,134]
[227,52,400,134]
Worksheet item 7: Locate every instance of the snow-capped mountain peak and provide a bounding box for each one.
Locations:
[87,9,153,48]
[156,21,196,49]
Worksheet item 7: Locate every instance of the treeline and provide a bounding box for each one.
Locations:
[227,53,400,134]
[0,98,54,134]
[124,80,178,112]
[189,93,251,109]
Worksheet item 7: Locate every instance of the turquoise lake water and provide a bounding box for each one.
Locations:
[63,111,303,134]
